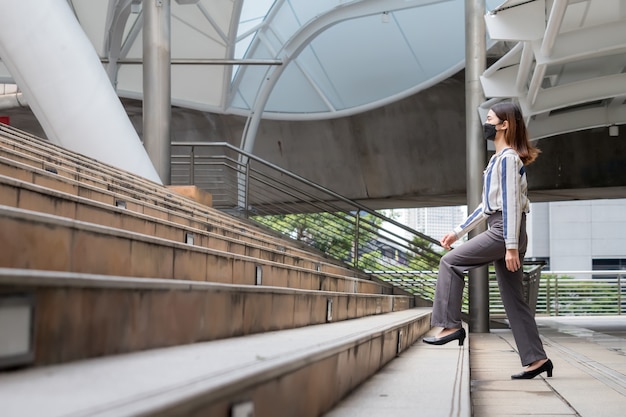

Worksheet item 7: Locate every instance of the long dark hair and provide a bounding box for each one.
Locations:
[492,102,540,165]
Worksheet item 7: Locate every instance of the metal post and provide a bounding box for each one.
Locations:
[189,145,195,184]
[618,273,623,315]
[353,213,361,268]
[243,160,251,219]
[143,0,171,184]
[466,0,489,333]
[546,275,551,316]
[554,277,559,316]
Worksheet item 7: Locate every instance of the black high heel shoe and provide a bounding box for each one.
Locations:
[423,328,466,346]
[511,359,553,379]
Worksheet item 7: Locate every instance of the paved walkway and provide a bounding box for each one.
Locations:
[471,316,626,416]
[326,316,626,417]
[326,324,471,417]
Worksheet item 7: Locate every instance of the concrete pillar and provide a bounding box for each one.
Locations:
[465,0,489,333]
[143,0,171,184]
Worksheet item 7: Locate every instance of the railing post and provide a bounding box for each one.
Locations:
[353,212,360,268]
[244,159,251,219]
[554,276,559,316]
[618,273,623,315]
[189,145,195,185]
[546,275,551,316]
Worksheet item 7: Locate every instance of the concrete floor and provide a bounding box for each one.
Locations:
[325,316,626,417]
[471,316,626,417]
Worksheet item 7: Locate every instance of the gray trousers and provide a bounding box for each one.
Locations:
[431,212,546,366]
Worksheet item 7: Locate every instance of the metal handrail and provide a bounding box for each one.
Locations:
[171,141,444,291]
[172,141,442,245]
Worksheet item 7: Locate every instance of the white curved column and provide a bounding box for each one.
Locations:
[0,0,162,184]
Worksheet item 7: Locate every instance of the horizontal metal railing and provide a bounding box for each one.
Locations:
[375,261,546,316]
[536,270,626,316]
[488,269,626,317]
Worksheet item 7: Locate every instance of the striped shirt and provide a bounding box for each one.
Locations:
[453,148,529,249]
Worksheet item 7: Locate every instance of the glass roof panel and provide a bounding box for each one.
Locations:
[232,0,470,118]
[236,0,276,59]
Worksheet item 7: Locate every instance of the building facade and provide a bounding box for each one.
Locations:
[526,199,626,274]
[393,199,626,275]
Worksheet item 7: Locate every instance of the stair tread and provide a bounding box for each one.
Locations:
[0,308,430,417]
[0,267,408,298]
[325,325,470,417]
[0,204,384,289]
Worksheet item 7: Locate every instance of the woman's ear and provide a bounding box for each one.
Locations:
[500,120,509,131]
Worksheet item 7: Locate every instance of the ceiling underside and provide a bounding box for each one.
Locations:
[0,0,624,140]
[480,0,626,139]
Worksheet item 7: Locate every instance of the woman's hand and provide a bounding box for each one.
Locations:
[505,249,521,271]
[440,232,458,250]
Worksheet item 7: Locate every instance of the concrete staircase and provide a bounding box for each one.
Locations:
[0,124,468,417]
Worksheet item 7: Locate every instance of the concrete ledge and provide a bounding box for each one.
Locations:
[0,309,432,417]
[0,205,391,294]
[0,151,376,283]
[0,268,413,366]
[0,173,369,280]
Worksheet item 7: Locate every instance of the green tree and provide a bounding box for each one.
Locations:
[407,235,440,270]
[253,211,384,265]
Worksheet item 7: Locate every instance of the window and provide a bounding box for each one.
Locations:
[592,259,626,279]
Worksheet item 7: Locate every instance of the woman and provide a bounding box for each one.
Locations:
[423,101,553,380]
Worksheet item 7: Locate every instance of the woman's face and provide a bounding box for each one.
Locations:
[484,109,508,143]
[486,110,502,126]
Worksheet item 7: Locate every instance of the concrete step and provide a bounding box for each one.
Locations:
[0,128,403,294]
[0,129,281,237]
[325,324,471,417]
[0,308,431,417]
[0,149,323,253]
[0,127,207,213]
[0,204,391,294]
[0,267,413,367]
[0,173,375,282]
[0,149,373,283]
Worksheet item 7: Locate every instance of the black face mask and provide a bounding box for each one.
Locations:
[483,123,498,141]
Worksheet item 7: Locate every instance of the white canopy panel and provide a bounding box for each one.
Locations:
[231,0,472,119]
[480,0,626,140]
[66,0,482,120]
[2,0,622,140]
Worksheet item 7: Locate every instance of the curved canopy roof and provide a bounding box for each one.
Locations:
[67,0,490,121]
[1,0,624,140]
